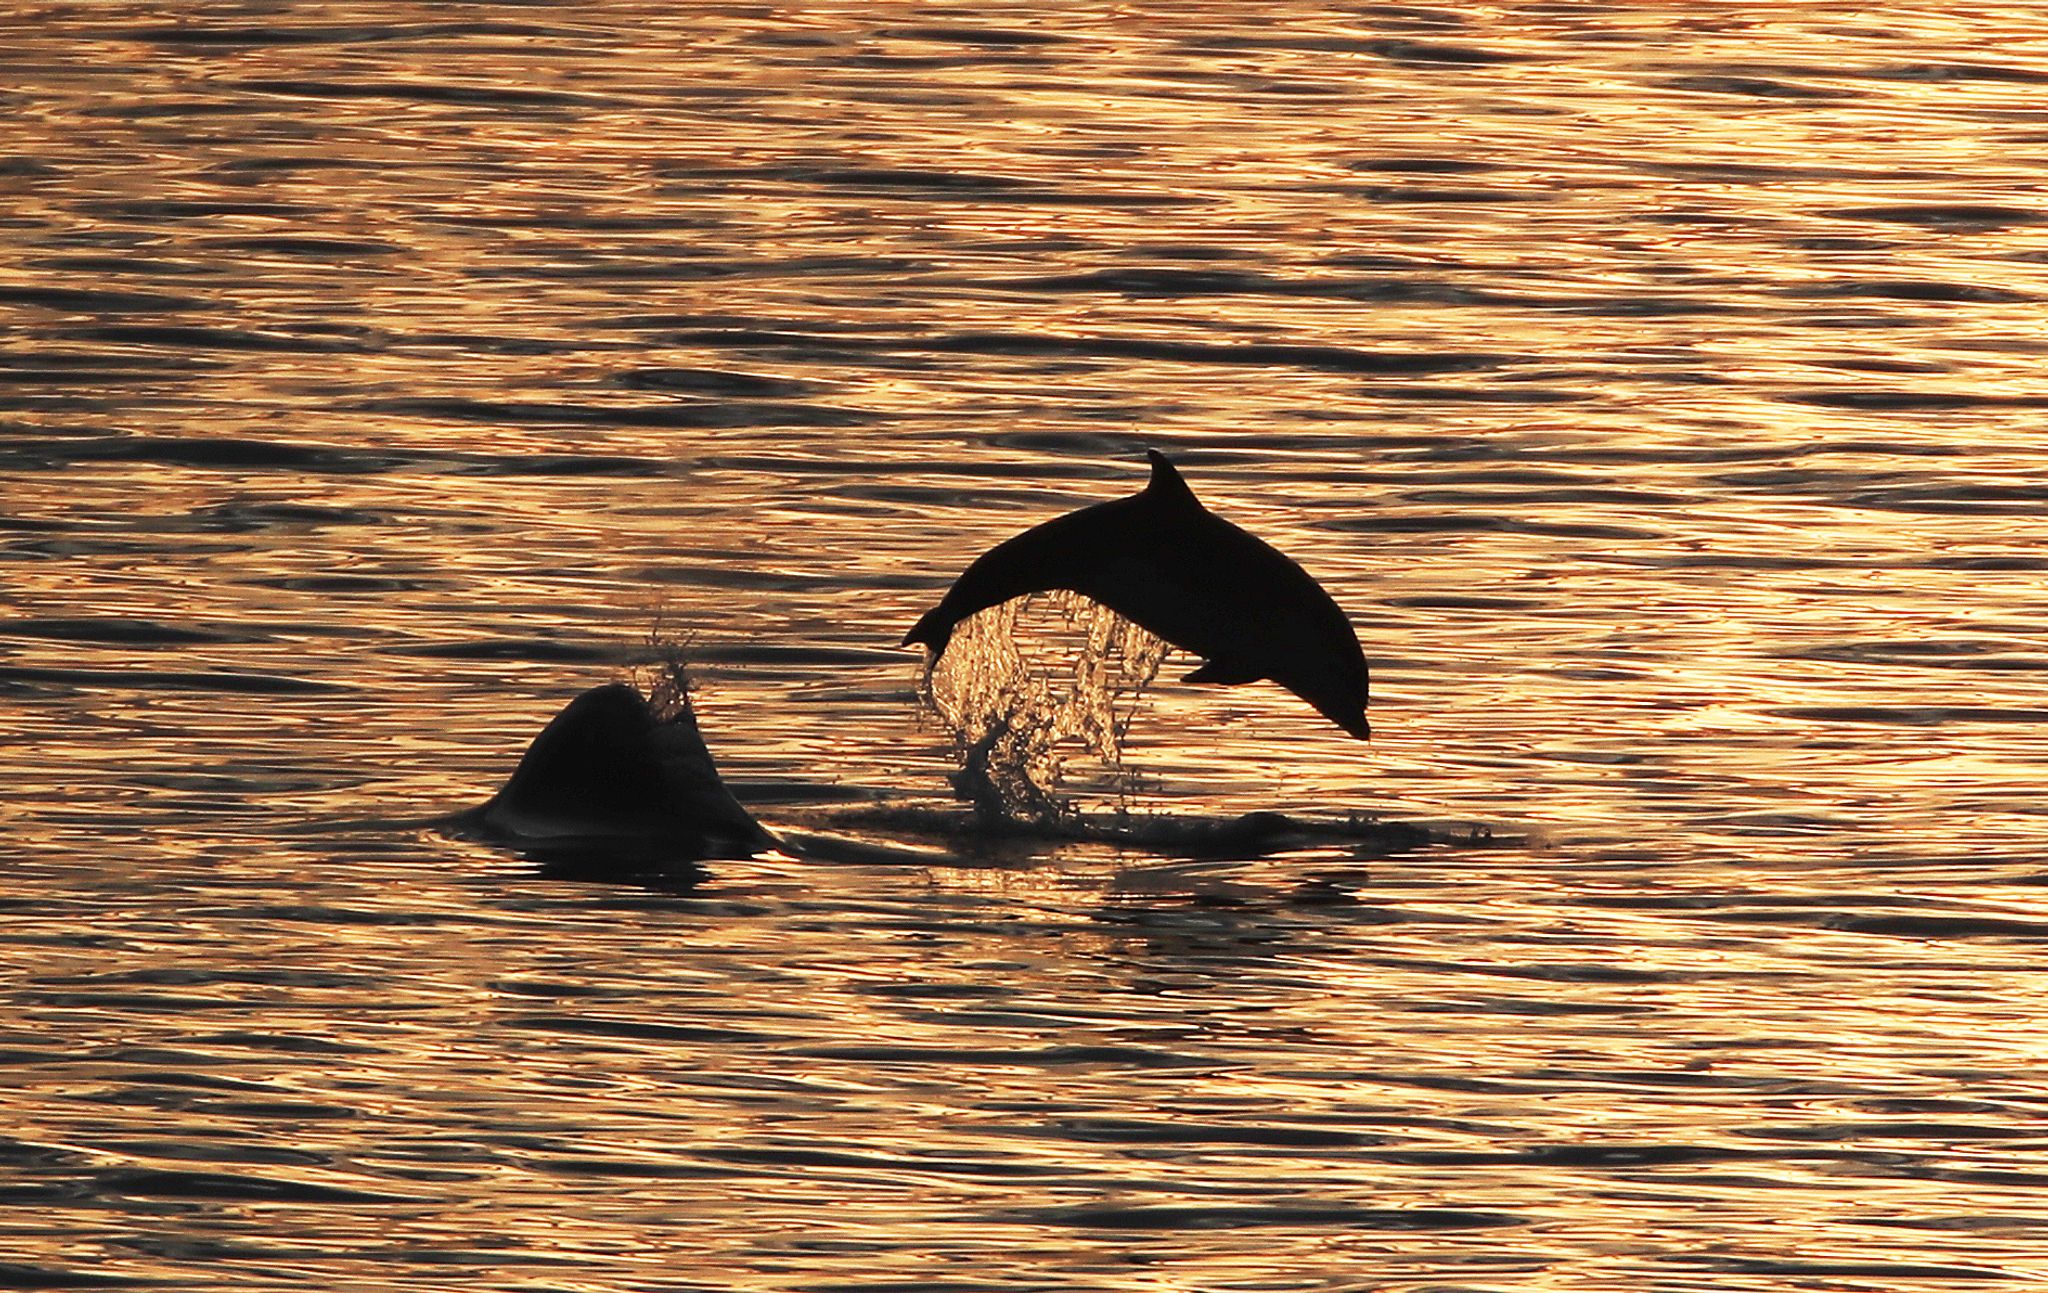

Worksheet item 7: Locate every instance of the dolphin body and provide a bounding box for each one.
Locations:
[460,683,782,866]
[903,450,1371,739]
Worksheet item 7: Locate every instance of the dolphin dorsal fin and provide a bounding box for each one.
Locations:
[1144,448,1199,508]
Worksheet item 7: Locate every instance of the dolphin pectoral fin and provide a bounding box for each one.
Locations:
[1182,658,1263,686]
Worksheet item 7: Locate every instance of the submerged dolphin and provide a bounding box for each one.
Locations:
[461,683,781,864]
[903,450,1371,739]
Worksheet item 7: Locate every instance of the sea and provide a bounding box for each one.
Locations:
[6,4,2048,1289]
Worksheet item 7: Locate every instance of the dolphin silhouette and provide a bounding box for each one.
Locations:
[465,683,781,861]
[903,450,1370,739]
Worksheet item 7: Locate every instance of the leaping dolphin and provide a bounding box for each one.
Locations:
[903,450,1371,739]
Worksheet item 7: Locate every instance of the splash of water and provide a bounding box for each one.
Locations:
[637,614,698,723]
[919,592,1169,825]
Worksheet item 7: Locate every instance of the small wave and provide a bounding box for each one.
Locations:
[1786,640,2048,672]
[390,639,629,664]
[878,25,1073,48]
[1,616,256,647]
[0,435,407,473]
[616,366,819,397]
[1343,183,1531,204]
[0,665,347,696]
[194,234,406,258]
[1788,278,2037,303]
[808,802,1447,859]
[1785,390,2048,411]
[76,198,317,220]
[132,20,572,47]
[0,1261,145,1288]
[1843,482,2048,513]
[796,1042,1212,1070]
[0,284,202,313]
[58,323,380,353]
[1766,705,2048,725]
[702,1144,1064,1179]
[1856,61,2048,84]
[355,395,872,429]
[1679,1256,2020,1281]
[1826,203,2048,228]
[248,574,444,593]
[188,501,385,531]
[0,348,216,375]
[232,76,613,108]
[661,325,1522,375]
[90,1168,416,1204]
[1325,514,1658,540]
[1360,39,1525,66]
[1017,1202,1524,1229]
[1660,74,1849,100]
[505,1014,774,1046]
[1351,157,1500,174]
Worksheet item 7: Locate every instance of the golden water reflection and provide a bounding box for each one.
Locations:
[6,3,2048,1290]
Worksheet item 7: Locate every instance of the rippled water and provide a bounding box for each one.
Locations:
[10,4,2048,1288]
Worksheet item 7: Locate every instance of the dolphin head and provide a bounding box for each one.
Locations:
[902,605,954,657]
[1262,597,1371,741]
[1326,694,1372,741]
[1295,656,1371,740]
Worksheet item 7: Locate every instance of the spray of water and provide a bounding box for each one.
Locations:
[636,613,698,723]
[918,592,1169,826]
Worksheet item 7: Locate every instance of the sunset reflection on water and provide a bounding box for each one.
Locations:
[6,3,2048,1289]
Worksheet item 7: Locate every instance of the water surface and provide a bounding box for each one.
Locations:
[8,4,2048,1289]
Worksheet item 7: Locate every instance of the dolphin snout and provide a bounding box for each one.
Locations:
[1327,707,1371,741]
[902,608,954,658]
